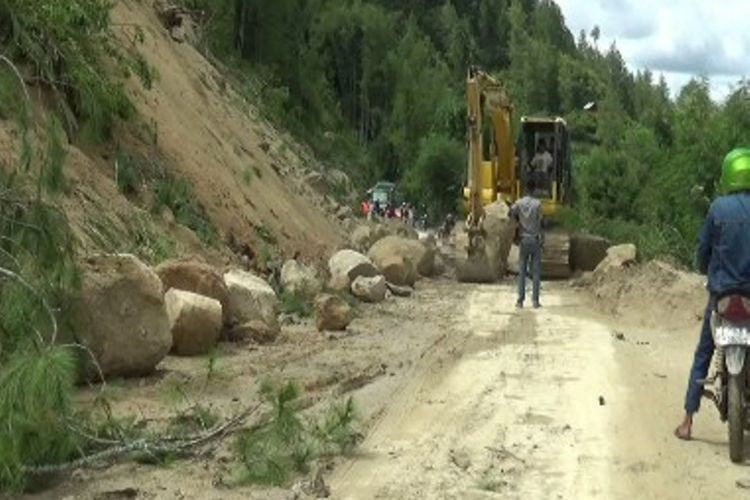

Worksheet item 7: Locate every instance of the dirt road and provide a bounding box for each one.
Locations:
[30,279,750,499]
[331,283,747,499]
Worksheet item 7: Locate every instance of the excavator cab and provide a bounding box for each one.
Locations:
[517,117,571,218]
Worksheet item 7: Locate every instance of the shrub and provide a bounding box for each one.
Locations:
[233,381,358,487]
[0,0,152,142]
[153,177,218,245]
[0,348,79,491]
[279,291,313,317]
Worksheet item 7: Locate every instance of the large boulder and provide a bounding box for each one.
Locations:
[377,255,417,287]
[368,236,436,278]
[74,254,171,379]
[315,294,353,331]
[281,260,322,298]
[483,201,516,273]
[507,245,521,274]
[165,289,222,356]
[350,225,373,253]
[328,250,380,291]
[224,270,280,329]
[595,244,637,274]
[304,171,328,196]
[351,275,387,303]
[156,258,230,324]
[570,233,611,272]
[455,201,516,283]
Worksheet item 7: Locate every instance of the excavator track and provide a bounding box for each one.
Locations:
[508,230,572,279]
[541,231,572,279]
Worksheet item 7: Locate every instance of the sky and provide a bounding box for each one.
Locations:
[554,0,750,101]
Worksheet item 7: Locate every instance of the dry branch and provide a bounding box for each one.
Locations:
[23,403,263,476]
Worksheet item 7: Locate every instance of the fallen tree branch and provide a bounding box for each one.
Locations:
[23,403,263,476]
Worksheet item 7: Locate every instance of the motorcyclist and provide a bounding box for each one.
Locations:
[675,148,750,440]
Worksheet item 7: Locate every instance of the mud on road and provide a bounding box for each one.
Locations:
[332,282,748,500]
[29,279,750,499]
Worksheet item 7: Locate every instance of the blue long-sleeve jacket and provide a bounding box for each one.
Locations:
[697,192,750,294]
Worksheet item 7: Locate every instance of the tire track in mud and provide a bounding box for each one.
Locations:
[329,285,621,499]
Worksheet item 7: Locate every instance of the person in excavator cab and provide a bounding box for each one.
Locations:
[675,148,750,440]
[529,142,553,197]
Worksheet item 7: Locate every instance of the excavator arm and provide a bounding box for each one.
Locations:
[465,68,515,257]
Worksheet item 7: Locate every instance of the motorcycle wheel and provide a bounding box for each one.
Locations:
[728,373,745,463]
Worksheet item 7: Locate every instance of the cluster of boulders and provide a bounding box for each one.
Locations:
[71,221,439,381]
[73,255,281,380]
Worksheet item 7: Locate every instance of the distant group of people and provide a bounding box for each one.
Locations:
[361,200,417,225]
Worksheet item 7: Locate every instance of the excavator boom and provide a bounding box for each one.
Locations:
[458,68,515,282]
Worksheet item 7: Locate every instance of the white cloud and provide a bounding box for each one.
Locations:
[555,0,750,101]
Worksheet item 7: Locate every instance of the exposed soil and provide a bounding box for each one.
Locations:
[1,0,346,265]
[331,281,745,500]
[24,274,750,500]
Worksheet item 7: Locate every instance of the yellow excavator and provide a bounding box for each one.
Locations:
[460,67,573,280]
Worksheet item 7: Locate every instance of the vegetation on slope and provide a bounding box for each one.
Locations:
[188,0,750,264]
[0,0,155,490]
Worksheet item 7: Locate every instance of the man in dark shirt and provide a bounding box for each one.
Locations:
[510,178,544,309]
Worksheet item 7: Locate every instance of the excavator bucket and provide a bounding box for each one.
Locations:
[453,224,505,283]
[456,253,497,283]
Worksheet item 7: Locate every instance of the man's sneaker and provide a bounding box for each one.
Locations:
[533,302,542,309]
[516,301,524,309]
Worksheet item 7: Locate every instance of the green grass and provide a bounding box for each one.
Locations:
[477,477,507,492]
[115,149,142,196]
[279,291,313,317]
[205,347,229,382]
[256,225,277,245]
[258,245,275,269]
[126,213,182,265]
[0,67,27,124]
[233,381,358,487]
[153,177,218,245]
[243,166,254,186]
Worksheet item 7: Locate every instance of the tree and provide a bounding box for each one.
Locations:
[404,134,465,219]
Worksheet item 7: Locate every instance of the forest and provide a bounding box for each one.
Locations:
[192,0,750,264]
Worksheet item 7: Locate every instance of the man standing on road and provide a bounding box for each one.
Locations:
[675,148,750,440]
[511,178,544,309]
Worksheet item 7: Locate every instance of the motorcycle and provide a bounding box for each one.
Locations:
[703,291,750,462]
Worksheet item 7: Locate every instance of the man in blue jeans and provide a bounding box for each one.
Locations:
[675,148,750,440]
[511,179,543,309]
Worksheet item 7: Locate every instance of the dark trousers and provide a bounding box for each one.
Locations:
[518,237,542,306]
[684,298,716,414]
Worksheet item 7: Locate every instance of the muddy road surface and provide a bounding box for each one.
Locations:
[28,280,749,499]
[331,282,747,500]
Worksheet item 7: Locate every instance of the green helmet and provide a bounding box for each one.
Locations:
[720,148,750,194]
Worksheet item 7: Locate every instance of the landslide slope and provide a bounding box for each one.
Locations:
[0,0,344,263]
